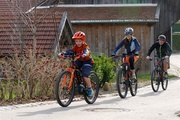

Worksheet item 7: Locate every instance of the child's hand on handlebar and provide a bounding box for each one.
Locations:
[81,54,87,58]
[58,52,66,58]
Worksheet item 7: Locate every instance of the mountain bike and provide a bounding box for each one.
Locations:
[113,54,139,98]
[55,54,99,107]
[149,56,168,92]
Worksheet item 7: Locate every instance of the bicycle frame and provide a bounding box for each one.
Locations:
[154,57,164,80]
[115,54,139,98]
[121,56,131,80]
[61,55,79,91]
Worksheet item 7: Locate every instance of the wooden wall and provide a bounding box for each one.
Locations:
[72,23,152,73]
[58,0,180,45]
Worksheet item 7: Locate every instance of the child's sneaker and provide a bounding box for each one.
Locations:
[87,88,93,97]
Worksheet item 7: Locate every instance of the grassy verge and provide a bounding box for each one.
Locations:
[138,73,178,86]
[138,73,177,81]
[110,73,178,85]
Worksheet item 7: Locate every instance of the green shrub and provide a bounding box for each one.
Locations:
[92,53,116,87]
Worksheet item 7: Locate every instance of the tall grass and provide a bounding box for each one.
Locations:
[0,49,67,105]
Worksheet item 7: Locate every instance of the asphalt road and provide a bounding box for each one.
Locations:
[0,53,180,120]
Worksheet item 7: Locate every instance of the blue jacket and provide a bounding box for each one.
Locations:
[112,36,141,56]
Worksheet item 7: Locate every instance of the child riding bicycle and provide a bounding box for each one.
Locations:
[58,31,94,97]
[111,27,141,79]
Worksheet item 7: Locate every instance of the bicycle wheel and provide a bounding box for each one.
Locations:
[55,71,75,107]
[116,68,128,98]
[151,69,160,92]
[162,72,168,90]
[130,73,138,96]
[84,71,99,104]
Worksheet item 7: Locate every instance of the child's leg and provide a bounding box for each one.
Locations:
[84,77,91,88]
[82,64,92,88]
[131,55,139,74]
[82,64,93,97]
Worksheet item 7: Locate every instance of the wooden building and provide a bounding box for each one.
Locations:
[37,4,159,73]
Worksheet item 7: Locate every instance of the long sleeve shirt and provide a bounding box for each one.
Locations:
[65,42,93,61]
[147,42,172,58]
[112,36,141,56]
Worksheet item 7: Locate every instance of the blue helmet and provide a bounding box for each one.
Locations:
[124,27,134,35]
[158,35,166,40]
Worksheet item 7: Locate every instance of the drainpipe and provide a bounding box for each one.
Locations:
[171,26,173,50]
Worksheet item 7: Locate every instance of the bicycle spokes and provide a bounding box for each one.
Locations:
[55,71,75,107]
[84,71,99,104]
[117,69,128,98]
[151,70,160,92]
[162,72,168,90]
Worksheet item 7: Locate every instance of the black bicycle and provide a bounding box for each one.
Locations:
[55,54,99,107]
[150,56,168,92]
[113,54,139,98]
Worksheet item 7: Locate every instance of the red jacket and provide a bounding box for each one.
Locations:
[72,42,94,63]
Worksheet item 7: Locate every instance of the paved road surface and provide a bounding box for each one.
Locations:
[0,53,180,120]
[168,53,180,77]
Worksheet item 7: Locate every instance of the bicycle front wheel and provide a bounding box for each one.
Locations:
[84,71,99,104]
[162,73,168,90]
[116,68,128,98]
[151,69,160,92]
[55,71,75,107]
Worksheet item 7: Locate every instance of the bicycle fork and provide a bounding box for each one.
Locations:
[62,68,75,90]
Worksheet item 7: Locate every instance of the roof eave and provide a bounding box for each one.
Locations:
[71,19,159,24]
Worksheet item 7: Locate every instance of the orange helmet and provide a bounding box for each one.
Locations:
[72,31,86,41]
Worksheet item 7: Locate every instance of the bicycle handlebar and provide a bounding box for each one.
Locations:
[149,57,166,61]
[59,54,82,60]
[111,53,137,59]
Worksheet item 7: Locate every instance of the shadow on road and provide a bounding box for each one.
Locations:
[138,90,163,97]
[17,95,121,117]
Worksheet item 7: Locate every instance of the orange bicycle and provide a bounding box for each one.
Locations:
[55,53,99,107]
[113,54,139,98]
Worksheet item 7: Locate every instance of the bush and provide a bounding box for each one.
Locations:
[92,53,116,87]
[0,49,66,104]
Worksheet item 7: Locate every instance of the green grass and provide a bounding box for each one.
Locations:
[138,73,177,82]
[110,73,178,84]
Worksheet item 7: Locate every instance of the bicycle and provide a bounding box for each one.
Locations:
[149,56,168,92]
[55,53,99,107]
[113,54,139,98]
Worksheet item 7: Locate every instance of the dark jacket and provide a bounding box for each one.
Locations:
[147,42,172,58]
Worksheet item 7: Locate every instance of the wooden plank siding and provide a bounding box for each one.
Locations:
[72,23,151,73]
[58,0,180,46]
[34,4,158,73]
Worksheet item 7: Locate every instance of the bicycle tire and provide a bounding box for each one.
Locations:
[151,69,160,92]
[84,71,99,104]
[130,73,138,96]
[162,73,168,90]
[116,68,128,98]
[55,71,75,107]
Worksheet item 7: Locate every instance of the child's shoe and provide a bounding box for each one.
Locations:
[87,88,93,97]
